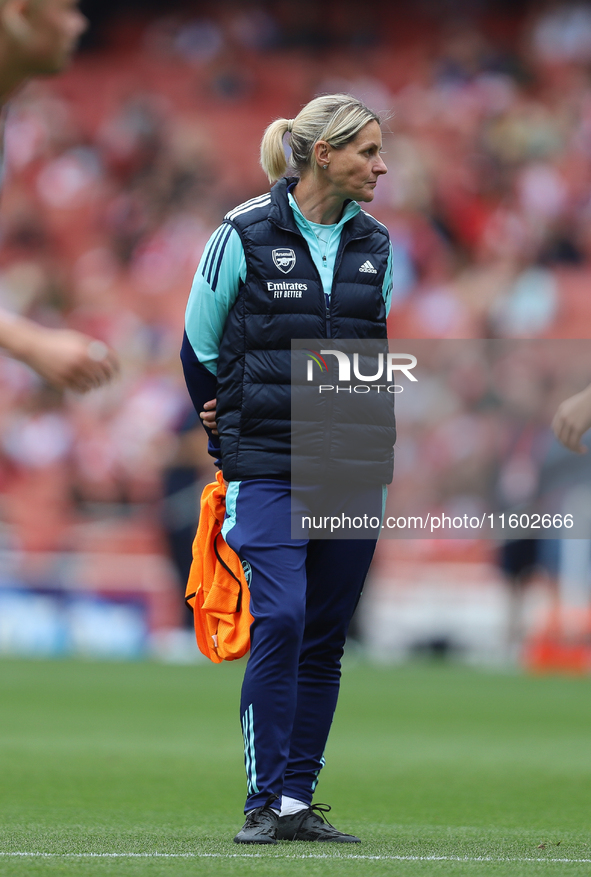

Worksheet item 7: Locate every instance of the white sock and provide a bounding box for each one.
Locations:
[280,796,309,816]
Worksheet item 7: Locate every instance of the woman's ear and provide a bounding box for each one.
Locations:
[313,140,331,170]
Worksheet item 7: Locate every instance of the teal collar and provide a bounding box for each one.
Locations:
[287,191,360,230]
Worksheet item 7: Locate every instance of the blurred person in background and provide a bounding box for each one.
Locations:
[160,405,212,629]
[0,0,117,392]
[182,93,393,845]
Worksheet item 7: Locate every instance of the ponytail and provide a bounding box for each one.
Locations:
[260,118,292,183]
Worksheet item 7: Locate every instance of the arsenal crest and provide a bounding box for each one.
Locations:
[272,248,296,274]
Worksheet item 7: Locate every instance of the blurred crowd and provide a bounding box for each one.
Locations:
[1,0,591,574]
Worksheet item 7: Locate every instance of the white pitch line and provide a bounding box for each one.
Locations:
[0,852,590,864]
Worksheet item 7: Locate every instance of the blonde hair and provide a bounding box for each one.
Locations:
[260,94,380,183]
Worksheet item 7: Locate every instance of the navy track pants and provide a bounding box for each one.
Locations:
[223,478,379,812]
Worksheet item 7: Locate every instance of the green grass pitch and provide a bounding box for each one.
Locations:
[1,656,591,876]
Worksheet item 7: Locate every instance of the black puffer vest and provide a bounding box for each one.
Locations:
[216,178,394,482]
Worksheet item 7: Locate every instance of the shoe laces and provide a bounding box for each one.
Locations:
[263,793,279,812]
[309,803,336,829]
[245,794,279,826]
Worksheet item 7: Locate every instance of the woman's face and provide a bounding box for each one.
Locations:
[21,0,88,75]
[324,120,387,203]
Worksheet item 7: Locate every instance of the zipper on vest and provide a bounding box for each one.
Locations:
[271,216,378,340]
[328,227,376,334]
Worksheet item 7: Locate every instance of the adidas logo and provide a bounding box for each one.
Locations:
[359,260,377,274]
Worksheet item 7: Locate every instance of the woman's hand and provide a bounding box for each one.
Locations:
[200,398,218,435]
[6,320,118,393]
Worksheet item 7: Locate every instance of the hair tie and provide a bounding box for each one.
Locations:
[286,119,294,133]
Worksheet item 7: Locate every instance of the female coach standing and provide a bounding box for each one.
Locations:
[181,94,393,844]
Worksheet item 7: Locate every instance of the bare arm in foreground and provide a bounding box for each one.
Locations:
[0,0,119,391]
[0,312,118,392]
[552,384,591,454]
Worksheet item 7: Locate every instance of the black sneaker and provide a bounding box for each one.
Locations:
[234,795,279,844]
[277,804,361,843]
